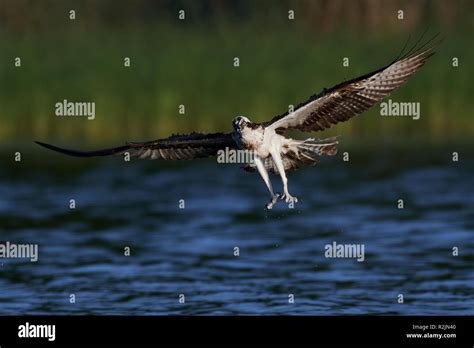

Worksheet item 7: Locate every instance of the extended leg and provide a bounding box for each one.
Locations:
[254,157,280,209]
[270,149,298,205]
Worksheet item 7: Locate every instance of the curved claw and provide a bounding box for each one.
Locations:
[280,193,298,204]
[265,193,281,210]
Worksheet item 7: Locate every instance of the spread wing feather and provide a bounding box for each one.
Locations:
[264,39,439,133]
[35,132,237,160]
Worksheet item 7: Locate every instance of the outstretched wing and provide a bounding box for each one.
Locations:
[35,132,237,160]
[264,39,438,133]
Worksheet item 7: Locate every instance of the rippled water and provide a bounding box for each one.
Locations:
[0,146,473,315]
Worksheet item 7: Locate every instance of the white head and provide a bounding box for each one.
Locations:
[232,116,251,132]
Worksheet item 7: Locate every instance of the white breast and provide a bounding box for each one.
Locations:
[241,126,264,149]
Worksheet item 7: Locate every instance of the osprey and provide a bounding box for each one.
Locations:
[36,39,438,209]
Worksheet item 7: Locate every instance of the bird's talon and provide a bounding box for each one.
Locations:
[280,193,298,204]
[265,193,281,210]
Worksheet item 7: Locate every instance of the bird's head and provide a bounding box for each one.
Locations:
[232,116,251,132]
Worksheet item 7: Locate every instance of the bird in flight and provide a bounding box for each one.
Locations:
[36,38,438,209]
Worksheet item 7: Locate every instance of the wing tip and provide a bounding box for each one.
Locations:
[34,140,97,157]
[34,140,56,151]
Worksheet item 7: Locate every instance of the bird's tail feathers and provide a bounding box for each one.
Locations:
[292,136,339,160]
[242,136,339,174]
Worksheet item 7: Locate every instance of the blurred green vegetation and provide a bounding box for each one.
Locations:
[0,0,473,146]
